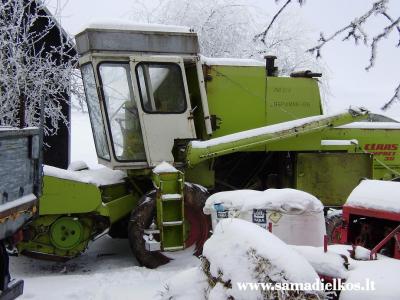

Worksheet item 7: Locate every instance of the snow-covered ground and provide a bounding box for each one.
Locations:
[10,236,200,299]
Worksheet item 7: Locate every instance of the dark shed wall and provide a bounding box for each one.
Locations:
[28,2,76,169]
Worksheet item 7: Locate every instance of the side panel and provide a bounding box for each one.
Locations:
[39,176,101,215]
[265,77,322,125]
[206,66,266,139]
[324,127,400,180]
[296,153,373,206]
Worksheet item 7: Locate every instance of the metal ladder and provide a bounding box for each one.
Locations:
[152,169,185,251]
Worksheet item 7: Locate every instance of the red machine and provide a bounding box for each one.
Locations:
[338,180,400,259]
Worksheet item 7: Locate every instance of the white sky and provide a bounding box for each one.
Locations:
[48,0,400,119]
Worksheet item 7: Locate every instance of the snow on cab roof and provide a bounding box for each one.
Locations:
[81,20,193,34]
[200,55,264,67]
[204,188,323,215]
[346,179,400,213]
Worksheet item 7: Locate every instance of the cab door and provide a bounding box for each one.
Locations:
[130,56,197,166]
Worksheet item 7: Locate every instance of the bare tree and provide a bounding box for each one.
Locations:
[128,0,326,77]
[0,0,78,136]
[256,0,400,110]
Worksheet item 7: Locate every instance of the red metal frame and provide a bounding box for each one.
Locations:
[369,225,400,259]
[341,205,400,259]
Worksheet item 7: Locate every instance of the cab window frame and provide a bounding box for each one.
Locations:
[135,62,188,115]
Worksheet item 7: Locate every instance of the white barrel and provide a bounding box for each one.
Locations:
[205,189,326,247]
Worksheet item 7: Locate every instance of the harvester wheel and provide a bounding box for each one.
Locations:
[128,183,211,269]
[325,211,343,244]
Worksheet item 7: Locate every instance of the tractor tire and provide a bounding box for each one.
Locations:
[325,211,343,244]
[108,215,129,239]
[128,184,211,269]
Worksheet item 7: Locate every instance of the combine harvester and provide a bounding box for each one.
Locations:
[16,23,400,268]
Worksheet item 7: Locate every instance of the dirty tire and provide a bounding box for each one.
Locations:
[325,211,343,244]
[128,184,211,269]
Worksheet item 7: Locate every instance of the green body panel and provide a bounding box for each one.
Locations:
[17,215,93,258]
[19,175,139,258]
[324,127,400,180]
[206,66,266,139]
[153,171,185,250]
[204,66,323,140]
[40,175,138,223]
[40,176,101,215]
[265,127,400,180]
[265,77,322,125]
[295,153,373,206]
[100,194,138,223]
[184,161,214,188]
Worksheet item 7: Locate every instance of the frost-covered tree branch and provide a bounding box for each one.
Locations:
[0,0,80,136]
[128,0,325,74]
[254,0,305,44]
[256,0,400,110]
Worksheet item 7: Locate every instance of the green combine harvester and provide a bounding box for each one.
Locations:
[17,23,400,268]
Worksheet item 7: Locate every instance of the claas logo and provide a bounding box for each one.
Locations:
[364,144,398,151]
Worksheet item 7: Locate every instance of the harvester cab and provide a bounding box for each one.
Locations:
[75,24,210,169]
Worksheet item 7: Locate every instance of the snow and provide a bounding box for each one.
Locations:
[326,245,400,300]
[346,179,400,213]
[204,188,323,215]
[191,109,366,149]
[82,20,192,34]
[202,218,323,299]
[44,165,126,187]
[10,237,201,300]
[0,194,36,213]
[340,257,400,300]
[321,139,358,146]
[337,122,400,129]
[354,246,371,261]
[153,161,178,173]
[200,55,264,67]
[161,194,182,200]
[160,267,208,300]
[292,246,349,279]
[67,161,89,171]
